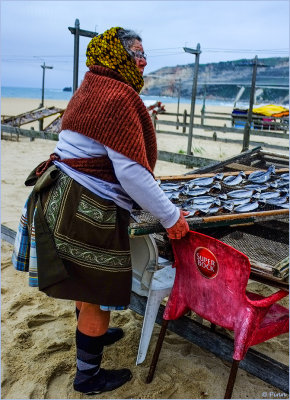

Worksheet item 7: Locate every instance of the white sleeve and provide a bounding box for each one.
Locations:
[105,147,180,229]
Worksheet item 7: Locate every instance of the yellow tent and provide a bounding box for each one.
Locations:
[252,105,289,117]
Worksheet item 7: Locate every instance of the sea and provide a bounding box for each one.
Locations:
[1,86,240,108]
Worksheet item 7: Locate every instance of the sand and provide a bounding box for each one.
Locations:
[1,97,289,399]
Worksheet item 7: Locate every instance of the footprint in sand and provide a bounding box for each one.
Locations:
[44,362,73,399]
[14,330,33,349]
[8,296,36,316]
[26,313,57,328]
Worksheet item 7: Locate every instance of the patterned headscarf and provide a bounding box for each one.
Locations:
[86,27,144,93]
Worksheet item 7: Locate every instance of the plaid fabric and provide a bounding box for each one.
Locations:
[100,305,127,311]
[28,207,38,287]
[12,199,30,272]
[12,198,39,287]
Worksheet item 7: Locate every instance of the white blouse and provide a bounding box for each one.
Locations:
[53,130,179,229]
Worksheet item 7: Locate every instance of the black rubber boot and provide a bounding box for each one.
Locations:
[73,329,131,395]
[74,368,132,395]
[100,327,124,346]
[75,308,124,346]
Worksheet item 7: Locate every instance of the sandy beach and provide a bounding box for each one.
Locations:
[1,97,289,399]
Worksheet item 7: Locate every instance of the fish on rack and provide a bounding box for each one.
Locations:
[222,198,251,207]
[266,196,289,206]
[183,187,210,196]
[223,171,246,186]
[182,196,221,207]
[259,191,284,200]
[227,189,256,199]
[280,173,289,181]
[160,183,183,191]
[186,173,224,187]
[271,179,289,189]
[248,165,276,184]
[244,183,269,191]
[234,201,260,213]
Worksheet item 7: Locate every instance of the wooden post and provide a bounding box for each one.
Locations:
[72,19,80,93]
[68,20,98,93]
[184,44,201,155]
[182,109,187,133]
[242,56,258,152]
[176,79,181,130]
[30,127,35,142]
[201,84,206,126]
[39,62,53,131]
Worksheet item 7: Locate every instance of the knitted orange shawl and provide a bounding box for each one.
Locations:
[61,66,157,179]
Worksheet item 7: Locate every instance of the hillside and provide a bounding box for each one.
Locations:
[143,57,289,104]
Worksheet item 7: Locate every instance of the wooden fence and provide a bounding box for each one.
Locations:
[1,107,289,169]
[153,110,289,153]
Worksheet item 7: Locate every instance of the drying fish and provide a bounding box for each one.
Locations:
[259,191,282,200]
[269,181,278,189]
[209,182,222,192]
[223,198,251,207]
[193,196,221,206]
[234,201,259,213]
[164,191,177,199]
[227,189,254,199]
[187,203,212,211]
[184,210,200,218]
[266,196,288,206]
[187,177,214,187]
[248,165,275,184]
[223,171,246,186]
[280,173,289,181]
[184,205,211,216]
[222,201,235,212]
[186,187,210,196]
[160,183,182,191]
[252,192,261,200]
[205,206,222,215]
[187,173,224,187]
[272,179,289,189]
[182,196,220,207]
[218,193,228,200]
[187,203,221,215]
[215,173,224,181]
[244,183,269,191]
[168,192,180,202]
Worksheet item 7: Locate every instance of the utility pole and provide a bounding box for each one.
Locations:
[68,19,98,93]
[39,62,53,131]
[184,44,201,156]
[242,56,258,152]
[176,79,181,129]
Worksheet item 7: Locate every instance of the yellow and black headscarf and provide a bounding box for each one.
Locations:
[86,27,144,93]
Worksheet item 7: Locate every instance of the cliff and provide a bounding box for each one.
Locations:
[143,57,289,104]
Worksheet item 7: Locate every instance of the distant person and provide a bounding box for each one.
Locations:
[12,27,189,395]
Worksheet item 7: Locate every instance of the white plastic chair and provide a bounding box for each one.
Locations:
[129,235,175,365]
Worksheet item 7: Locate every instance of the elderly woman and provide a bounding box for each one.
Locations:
[13,27,189,394]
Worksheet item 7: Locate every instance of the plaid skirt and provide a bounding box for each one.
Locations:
[13,168,132,307]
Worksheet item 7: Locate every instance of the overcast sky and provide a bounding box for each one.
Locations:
[1,0,289,89]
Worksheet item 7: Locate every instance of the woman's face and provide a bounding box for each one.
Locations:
[130,40,147,75]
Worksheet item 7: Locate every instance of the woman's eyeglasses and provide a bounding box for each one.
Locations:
[128,50,147,60]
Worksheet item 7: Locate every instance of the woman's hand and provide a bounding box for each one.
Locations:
[166,210,190,240]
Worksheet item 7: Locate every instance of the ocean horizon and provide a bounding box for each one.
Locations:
[1,85,244,108]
